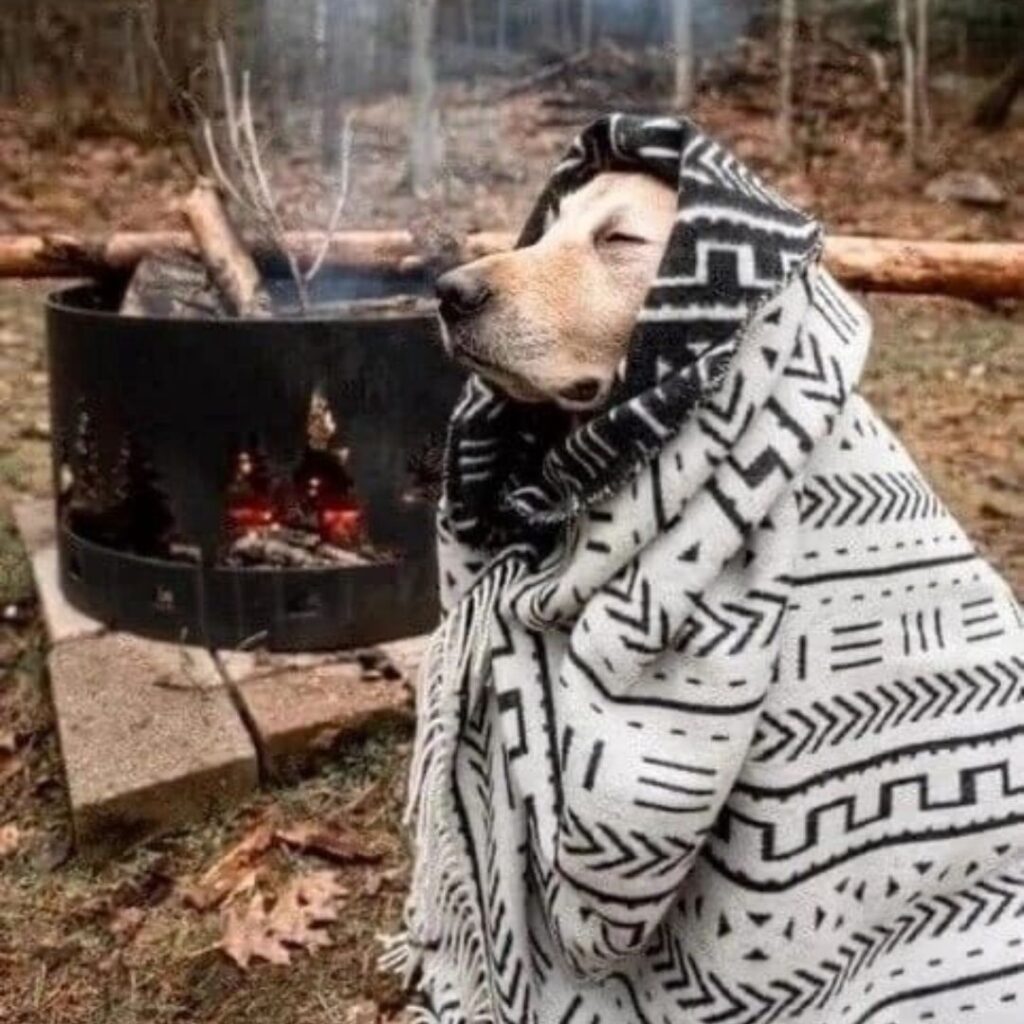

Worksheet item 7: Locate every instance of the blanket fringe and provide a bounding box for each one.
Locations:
[381,554,528,1024]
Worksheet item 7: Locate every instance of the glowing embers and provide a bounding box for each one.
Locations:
[223,390,390,569]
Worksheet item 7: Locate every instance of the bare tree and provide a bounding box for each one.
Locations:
[915,0,931,145]
[973,51,1024,130]
[671,0,695,109]
[409,0,442,195]
[321,0,343,171]
[461,0,476,48]
[778,0,797,156]
[496,0,509,55]
[897,0,917,164]
[581,0,596,52]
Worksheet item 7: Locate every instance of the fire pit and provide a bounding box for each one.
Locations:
[46,272,463,651]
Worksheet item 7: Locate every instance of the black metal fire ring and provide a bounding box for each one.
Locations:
[47,276,464,652]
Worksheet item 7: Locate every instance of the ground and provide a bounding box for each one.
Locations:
[1,54,1023,1024]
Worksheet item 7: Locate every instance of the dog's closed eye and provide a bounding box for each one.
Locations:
[599,231,649,246]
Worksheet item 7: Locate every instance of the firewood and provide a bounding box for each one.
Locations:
[4,230,1024,303]
[120,251,228,318]
[181,178,272,318]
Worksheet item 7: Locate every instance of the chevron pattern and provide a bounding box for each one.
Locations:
[751,656,1024,763]
[800,471,946,529]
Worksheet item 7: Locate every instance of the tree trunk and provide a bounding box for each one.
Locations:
[915,0,931,145]
[7,232,1024,303]
[461,0,475,48]
[671,0,695,109]
[778,0,797,156]
[972,51,1024,130]
[564,0,576,51]
[409,0,442,195]
[581,0,595,51]
[897,0,917,165]
[320,0,343,171]
[496,0,509,54]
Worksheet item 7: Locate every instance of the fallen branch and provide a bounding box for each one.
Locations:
[6,231,1024,302]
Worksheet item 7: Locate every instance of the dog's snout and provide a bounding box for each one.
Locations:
[436,270,492,320]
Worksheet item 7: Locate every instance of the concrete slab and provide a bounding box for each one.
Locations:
[13,499,104,645]
[49,633,258,858]
[221,640,426,779]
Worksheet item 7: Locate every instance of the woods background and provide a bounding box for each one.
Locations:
[0,0,1022,230]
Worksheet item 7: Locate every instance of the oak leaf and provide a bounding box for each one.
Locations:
[220,870,348,969]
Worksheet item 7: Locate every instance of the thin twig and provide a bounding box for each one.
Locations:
[216,40,241,154]
[305,112,357,283]
[201,118,247,209]
[237,70,309,310]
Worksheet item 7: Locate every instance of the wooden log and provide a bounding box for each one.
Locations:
[181,179,272,318]
[3,230,1024,302]
[825,236,1024,303]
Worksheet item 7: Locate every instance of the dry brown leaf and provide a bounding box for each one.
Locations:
[220,870,348,970]
[346,999,380,1024]
[0,823,21,859]
[0,751,23,787]
[184,822,276,910]
[275,820,384,866]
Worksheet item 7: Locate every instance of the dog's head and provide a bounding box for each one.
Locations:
[436,172,675,412]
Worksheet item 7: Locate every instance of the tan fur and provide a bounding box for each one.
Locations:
[437,172,676,410]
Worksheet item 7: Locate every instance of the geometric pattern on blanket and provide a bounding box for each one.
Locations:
[388,114,1024,1024]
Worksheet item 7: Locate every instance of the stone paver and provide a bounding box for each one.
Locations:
[48,633,257,858]
[221,639,427,779]
[13,499,104,645]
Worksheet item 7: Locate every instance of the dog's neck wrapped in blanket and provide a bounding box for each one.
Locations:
[386,116,1024,1024]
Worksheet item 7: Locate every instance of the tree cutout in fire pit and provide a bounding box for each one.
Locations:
[222,390,394,570]
[58,404,179,558]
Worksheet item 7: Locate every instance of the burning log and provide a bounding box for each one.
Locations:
[3,231,1024,302]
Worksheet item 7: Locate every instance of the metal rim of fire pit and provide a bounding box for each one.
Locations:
[46,277,463,652]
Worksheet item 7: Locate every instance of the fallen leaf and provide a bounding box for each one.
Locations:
[275,821,384,866]
[184,822,276,910]
[346,999,379,1024]
[220,870,348,970]
[0,823,21,858]
[0,751,23,787]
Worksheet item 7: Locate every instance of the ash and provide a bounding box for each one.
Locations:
[224,527,390,569]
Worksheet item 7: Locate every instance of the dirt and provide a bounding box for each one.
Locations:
[0,54,1022,1024]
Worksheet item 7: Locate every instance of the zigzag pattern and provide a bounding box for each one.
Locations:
[751,656,1024,763]
[800,471,946,528]
[644,870,1024,1024]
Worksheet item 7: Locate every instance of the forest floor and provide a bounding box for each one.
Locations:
[1,52,1023,1024]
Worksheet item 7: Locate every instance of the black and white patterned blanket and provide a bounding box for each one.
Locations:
[386,115,1024,1024]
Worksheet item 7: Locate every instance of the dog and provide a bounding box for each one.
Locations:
[401,118,1024,1024]
[436,171,676,411]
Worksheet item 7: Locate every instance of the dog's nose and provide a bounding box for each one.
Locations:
[436,270,492,320]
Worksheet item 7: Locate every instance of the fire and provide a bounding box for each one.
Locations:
[318,502,364,546]
[226,496,277,534]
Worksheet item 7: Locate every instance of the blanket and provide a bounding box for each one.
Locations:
[385,115,1024,1024]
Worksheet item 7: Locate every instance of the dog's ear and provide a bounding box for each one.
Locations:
[542,202,560,234]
